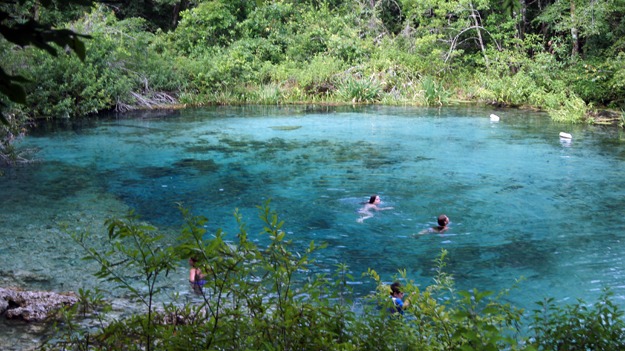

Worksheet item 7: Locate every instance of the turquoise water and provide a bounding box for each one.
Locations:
[2,105,625,346]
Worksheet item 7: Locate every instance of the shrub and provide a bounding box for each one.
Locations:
[237,2,297,40]
[296,55,343,95]
[420,75,449,106]
[336,76,382,103]
[178,44,259,95]
[13,7,186,118]
[25,38,135,117]
[530,289,625,350]
[46,204,625,351]
[247,83,282,104]
[566,60,614,106]
[547,93,589,123]
[173,1,238,54]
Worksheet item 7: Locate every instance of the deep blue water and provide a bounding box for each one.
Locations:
[2,105,625,347]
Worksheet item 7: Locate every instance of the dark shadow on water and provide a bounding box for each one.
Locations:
[5,105,625,316]
[172,158,220,173]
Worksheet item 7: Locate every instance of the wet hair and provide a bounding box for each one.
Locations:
[368,195,378,204]
[437,214,448,227]
[390,281,402,296]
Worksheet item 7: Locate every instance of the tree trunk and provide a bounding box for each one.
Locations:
[470,3,488,65]
[519,0,526,40]
[570,0,579,57]
[32,2,39,21]
[172,0,188,28]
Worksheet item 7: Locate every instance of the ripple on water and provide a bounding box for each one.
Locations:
[2,106,625,345]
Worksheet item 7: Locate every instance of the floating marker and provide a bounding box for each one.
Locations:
[489,114,500,122]
[559,132,572,139]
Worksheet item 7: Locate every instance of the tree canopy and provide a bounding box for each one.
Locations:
[1,0,624,162]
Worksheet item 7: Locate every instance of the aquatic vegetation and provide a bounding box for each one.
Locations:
[172,158,219,173]
[270,125,302,131]
[137,165,181,179]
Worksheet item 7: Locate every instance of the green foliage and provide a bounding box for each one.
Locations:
[547,93,589,124]
[75,287,110,317]
[475,70,540,107]
[378,0,404,35]
[607,52,625,109]
[283,5,333,62]
[0,106,35,165]
[268,54,343,99]
[530,289,625,350]
[6,0,625,131]
[44,304,95,351]
[172,1,238,55]
[25,45,133,117]
[248,83,283,104]
[468,46,594,123]
[420,75,449,106]
[449,289,524,350]
[564,60,625,108]
[0,0,93,125]
[537,0,616,59]
[177,45,259,95]
[7,6,189,118]
[326,33,372,65]
[68,210,178,351]
[358,249,528,351]
[238,1,296,40]
[336,76,382,103]
[48,205,625,351]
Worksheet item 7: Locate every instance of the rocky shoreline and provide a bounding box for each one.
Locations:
[0,287,78,322]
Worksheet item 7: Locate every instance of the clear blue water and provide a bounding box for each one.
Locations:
[2,105,625,347]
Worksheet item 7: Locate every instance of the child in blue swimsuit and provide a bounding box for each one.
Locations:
[390,281,406,315]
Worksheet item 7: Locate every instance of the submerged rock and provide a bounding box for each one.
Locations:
[0,287,78,322]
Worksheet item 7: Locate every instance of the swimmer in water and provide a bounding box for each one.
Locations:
[416,214,450,235]
[357,195,394,223]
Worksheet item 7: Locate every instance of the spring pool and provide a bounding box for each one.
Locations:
[1,105,625,347]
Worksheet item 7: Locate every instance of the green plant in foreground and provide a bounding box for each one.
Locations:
[530,288,625,351]
[75,287,110,317]
[42,287,112,351]
[48,204,625,351]
[66,211,178,351]
[364,249,529,351]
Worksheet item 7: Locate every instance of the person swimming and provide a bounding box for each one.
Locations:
[416,214,450,235]
[357,195,394,223]
[433,214,449,233]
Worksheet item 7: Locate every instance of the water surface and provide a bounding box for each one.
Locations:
[2,105,625,347]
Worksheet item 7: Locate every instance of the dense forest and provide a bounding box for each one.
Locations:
[1,0,625,162]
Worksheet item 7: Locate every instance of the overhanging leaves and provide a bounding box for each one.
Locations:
[0,4,93,121]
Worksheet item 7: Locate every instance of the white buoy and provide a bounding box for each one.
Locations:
[490,114,500,122]
[559,132,572,139]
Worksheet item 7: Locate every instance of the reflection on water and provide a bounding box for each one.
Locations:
[1,105,625,348]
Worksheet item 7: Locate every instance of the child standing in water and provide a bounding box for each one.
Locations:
[389,281,408,315]
[189,257,206,294]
